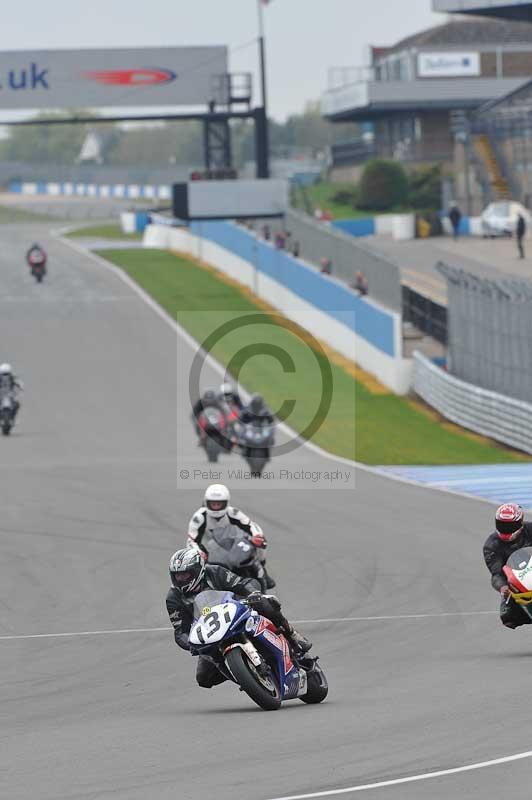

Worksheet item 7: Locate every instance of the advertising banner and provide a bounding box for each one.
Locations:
[0,46,228,110]
[418,52,481,78]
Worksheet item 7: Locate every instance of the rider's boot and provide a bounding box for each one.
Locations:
[263,568,276,590]
[285,626,312,654]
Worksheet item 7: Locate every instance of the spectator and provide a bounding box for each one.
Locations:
[262,224,271,241]
[517,213,526,259]
[448,203,462,241]
[351,271,368,296]
[320,257,332,275]
[292,240,300,258]
[274,232,286,250]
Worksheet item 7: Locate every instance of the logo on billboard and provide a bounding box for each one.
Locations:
[83,68,177,87]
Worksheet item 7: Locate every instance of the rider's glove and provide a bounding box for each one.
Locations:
[245,590,263,604]
[500,585,511,598]
[251,533,266,548]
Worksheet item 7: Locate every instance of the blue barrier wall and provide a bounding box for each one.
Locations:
[191,221,396,357]
[332,218,375,237]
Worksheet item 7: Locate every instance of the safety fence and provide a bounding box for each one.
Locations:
[413,351,532,455]
[438,261,532,403]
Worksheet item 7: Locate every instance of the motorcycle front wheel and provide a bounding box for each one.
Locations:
[225,647,281,711]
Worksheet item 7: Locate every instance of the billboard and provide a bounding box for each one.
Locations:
[418,52,481,78]
[0,46,228,110]
[172,180,289,220]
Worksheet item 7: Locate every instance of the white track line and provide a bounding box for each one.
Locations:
[0,610,493,642]
[266,750,532,799]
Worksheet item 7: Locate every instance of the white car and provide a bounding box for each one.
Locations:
[481,201,530,237]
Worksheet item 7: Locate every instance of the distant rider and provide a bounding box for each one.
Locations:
[239,393,274,425]
[218,382,244,413]
[0,363,23,419]
[187,483,276,589]
[483,503,532,628]
[166,547,311,688]
[26,242,47,269]
[191,388,226,437]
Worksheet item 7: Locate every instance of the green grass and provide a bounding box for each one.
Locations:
[0,204,56,223]
[66,224,143,240]
[95,247,527,465]
[293,181,414,221]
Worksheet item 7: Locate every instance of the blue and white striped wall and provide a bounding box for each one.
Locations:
[8,180,172,201]
[144,221,412,394]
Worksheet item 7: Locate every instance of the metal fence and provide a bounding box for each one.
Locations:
[280,208,403,311]
[437,261,532,403]
[413,351,532,455]
[402,286,448,345]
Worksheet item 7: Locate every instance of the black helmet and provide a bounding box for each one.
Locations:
[249,393,265,415]
[169,548,205,594]
[202,388,217,406]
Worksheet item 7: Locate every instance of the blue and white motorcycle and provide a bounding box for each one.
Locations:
[189,589,328,711]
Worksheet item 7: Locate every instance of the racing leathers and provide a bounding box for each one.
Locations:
[483,523,532,627]
[187,505,276,588]
[0,373,22,418]
[165,564,310,687]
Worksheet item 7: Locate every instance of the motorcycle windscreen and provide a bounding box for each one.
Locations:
[192,589,234,620]
[506,547,532,591]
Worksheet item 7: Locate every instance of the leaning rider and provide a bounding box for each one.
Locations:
[166,548,311,688]
[483,503,532,629]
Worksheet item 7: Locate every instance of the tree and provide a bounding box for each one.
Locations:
[0,110,108,163]
[358,160,409,212]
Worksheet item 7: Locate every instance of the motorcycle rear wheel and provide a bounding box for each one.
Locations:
[225,647,281,711]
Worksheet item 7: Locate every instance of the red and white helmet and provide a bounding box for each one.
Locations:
[495,503,524,542]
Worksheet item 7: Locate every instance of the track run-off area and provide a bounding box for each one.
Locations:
[3,222,532,800]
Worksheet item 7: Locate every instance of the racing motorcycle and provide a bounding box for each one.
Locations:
[201,529,269,592]
[503,546,532,621]
[235,421,275,476]
[27,249,47,283]
[197,407,231,463]
[0,393,16,436]
[189,589,328,711]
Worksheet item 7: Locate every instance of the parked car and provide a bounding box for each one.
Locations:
[481,201,530,238]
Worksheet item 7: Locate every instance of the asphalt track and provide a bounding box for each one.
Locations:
[2,222,532,800]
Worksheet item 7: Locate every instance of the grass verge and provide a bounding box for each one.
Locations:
[66,224,143,240]
[95,246,528,465]
[0,204,56,223]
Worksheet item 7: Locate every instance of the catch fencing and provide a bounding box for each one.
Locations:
[280,208,402,312]
[438,261,532,403]
[413,351,532,455]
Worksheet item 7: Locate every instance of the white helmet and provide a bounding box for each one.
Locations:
[0,363,12,375]
[204,483,230,521]
[220,382,235,400]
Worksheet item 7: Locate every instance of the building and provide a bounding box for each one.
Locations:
[433,1,532,20]
[322,17,532,177]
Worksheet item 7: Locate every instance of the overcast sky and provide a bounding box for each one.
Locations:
[0,0,446,121]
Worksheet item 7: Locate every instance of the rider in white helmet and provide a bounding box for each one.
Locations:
[186,483,276,589]
[0,363,23,418]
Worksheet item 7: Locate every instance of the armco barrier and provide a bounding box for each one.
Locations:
[413,350,532,454]
[144,222,412,394]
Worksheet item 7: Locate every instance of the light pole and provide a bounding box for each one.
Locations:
[256,0,270,178]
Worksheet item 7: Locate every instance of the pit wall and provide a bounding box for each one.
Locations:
[144,222,412,394]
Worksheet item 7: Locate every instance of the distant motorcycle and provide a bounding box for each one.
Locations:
[27,249,47,283]
[198,407,230,463]
[201,528,268,592]
[188,589,328,711]
[236,421,275,476]
[0,393,16,436]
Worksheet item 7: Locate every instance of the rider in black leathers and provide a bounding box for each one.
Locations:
[166,549,311,688]
[239,393,274,425]
[483,504,532,628]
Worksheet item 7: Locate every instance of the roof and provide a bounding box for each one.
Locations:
[385,16,532,54]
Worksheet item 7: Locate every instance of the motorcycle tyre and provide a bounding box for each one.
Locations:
[225,647,281,711]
